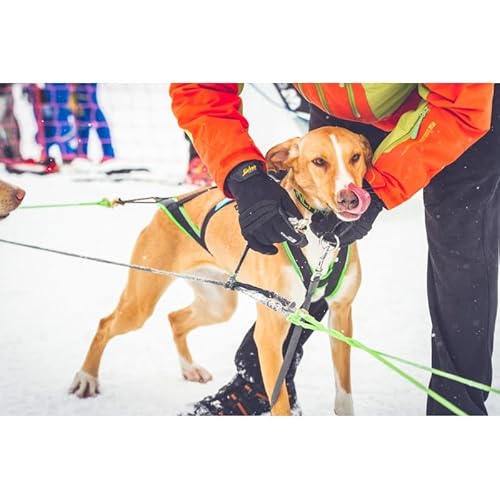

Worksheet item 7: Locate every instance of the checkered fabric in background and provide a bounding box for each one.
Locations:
[2,83,186,179]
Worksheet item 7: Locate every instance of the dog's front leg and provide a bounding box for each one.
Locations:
[328,305,354,416]
[254,304,292,416]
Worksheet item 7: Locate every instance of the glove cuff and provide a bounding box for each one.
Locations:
[362,178,386,209]
[225,160,266,197]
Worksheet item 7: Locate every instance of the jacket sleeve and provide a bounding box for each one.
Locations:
[366,84,494,209]
[169,83,266,196]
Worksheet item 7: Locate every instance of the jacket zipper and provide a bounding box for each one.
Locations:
[340,83,361,118]
[372,104,430,163]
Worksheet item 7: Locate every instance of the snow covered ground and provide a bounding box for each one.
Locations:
[1,84,499,416]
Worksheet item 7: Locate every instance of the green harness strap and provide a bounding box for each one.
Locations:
[158,192,235,254]
[284,189,350,302]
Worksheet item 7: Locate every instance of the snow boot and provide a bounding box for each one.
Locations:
[180,299,329,415]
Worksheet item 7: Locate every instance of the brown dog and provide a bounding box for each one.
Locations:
[69,126,373,416]
[0,178,25,219]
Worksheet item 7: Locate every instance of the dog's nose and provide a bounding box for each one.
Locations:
[14,189,26,202]
[337,189,359,210]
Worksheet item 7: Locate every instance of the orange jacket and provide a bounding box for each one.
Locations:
[169,83,493,209]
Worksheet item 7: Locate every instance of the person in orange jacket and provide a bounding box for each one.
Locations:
[170,83,499,415]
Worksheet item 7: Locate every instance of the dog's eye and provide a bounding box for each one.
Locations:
[312,158,327,167]
[351,153,361,163]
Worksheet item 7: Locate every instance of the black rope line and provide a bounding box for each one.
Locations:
[0,238,297,315]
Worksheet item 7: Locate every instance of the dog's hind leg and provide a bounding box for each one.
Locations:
[69,270,173,398]
[168,269,238,383]
[69,220,175,398]
[329,304,354,416]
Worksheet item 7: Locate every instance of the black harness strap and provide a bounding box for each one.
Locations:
[199,198,236,247]
[159,197,210,252]
[285,241,349,302]
[160,184,348,302]
[158,186,235,255]
[323,245,349,298]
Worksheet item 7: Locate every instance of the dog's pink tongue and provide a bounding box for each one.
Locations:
[347,183,371,215]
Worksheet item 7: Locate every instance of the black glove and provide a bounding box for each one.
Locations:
[226,161,307,255]
[310,181,384,247]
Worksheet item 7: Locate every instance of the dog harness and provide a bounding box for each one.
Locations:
[158,186,234,255]
[286,190,350,302]
[157,186,349,303]
[283,241,349,302]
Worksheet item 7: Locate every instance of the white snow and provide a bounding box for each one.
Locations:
[1,83,499,416]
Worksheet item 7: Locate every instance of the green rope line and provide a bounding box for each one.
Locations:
[13,195,500,414]
[372,350,500,395]
[19,198,113,209]
[289,310,500,394]
[287,310,500,416]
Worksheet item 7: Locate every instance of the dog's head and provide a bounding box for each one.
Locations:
[265,126,373,221]
[0,179,25,219]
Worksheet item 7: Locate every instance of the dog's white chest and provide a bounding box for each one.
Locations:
[283,228,340,305]
[302,228,338,276]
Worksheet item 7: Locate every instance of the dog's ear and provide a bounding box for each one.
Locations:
[265,137,300,172]
[358,134,373,168]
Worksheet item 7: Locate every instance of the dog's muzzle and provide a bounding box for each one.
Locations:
[344,183,371,216]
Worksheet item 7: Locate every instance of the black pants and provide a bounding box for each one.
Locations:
[234,92,500,415]
[184,133,199,162]
[424,91,500,414]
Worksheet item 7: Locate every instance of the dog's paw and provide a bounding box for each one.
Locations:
[334,395,354,416]
[180,359,213,384]
[68,371,100,398]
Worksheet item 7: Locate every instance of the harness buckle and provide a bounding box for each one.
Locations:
[320,234,340,250]
[288,217,310,233]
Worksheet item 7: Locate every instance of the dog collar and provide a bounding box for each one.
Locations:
[294,190,326,214]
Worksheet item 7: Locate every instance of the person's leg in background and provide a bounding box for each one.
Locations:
[184,104,388,415]
[37,85,57,161]
[73,84,91,160]
[73,83,116,163]
[32,84,76,164]
[85,84,116,161]
[7,84,60,174]
[184,133,213,187]
[0,84,60,174]
[186,133,198,163]
[425,86,500,415]
[94,107,115,161]
[51,84,77,164]
[0,84,22,164]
